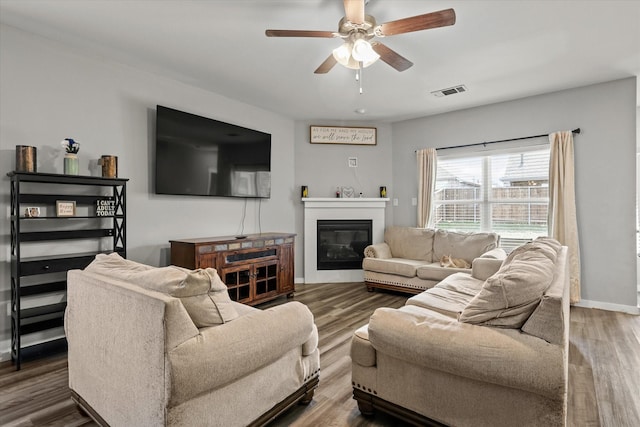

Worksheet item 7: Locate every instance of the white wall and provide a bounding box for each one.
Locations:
[392,78,638,311]
[293,120,393,280]
[0,25,297,359]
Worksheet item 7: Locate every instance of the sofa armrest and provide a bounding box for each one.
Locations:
[169,301,317,405]
[479,247,507,260]
[364,242,392,259]
[368,306,565,399]
[471,248,507,280]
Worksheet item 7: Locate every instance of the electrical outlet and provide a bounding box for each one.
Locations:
[348,157,358,168]
[411,197,417,206]
[393,198,399,206]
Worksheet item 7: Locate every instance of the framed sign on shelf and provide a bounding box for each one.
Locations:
[310,125,376,145]
[56,200,76,217]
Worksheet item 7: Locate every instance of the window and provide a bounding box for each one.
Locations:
[434,147,550,251]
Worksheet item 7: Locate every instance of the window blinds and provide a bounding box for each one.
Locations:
[435,147,550,251]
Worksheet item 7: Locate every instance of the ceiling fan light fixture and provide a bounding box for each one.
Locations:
[332,39,379,70]
[332,42,352,66]
[351,38,379,63]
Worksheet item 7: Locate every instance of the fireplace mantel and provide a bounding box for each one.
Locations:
[302,197,389,283]
[302,197,390,208]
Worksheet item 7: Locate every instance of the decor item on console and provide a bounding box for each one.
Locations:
[363,226,504,294]
[351,237,570,426]
[61,138,80,175]
[65,253,320,427]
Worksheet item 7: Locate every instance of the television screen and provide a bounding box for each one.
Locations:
[155,105,271,198]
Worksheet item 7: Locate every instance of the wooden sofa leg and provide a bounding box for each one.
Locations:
[356,399,375,416]
[299,388,315,405]
[353,388,375,416]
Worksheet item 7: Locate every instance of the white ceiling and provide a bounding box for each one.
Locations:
[1,0,638,122]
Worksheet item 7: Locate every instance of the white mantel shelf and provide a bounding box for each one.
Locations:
[302,197,389,284]
[302,198,389,207]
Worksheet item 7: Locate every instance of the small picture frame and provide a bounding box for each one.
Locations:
[56,200,76,217]
[24,207,41,218]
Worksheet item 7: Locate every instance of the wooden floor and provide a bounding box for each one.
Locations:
[1,282,639,427]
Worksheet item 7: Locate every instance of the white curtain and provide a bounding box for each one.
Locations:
[548,131,581,303]
[417,148,437,228]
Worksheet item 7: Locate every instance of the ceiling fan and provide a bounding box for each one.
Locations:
[265,0,456,74]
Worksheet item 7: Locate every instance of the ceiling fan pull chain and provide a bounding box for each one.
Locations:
[358,62,363,94]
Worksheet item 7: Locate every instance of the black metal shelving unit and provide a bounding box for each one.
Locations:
[8,172,128,370]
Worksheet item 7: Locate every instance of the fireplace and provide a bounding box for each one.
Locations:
[317,219,372,270]
[302,197,388,283]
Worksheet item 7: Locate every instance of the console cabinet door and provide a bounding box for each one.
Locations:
[253,260,279,302]
[221,265,252,304]
[278,243,295,295]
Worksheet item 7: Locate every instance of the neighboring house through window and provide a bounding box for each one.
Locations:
[434,146,550,252]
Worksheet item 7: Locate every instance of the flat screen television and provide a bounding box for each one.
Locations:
[155,105,271,198]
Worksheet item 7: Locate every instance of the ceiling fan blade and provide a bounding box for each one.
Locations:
[314,54,338,74]
[371,42,413,72]
[265,29,336,38]
[344,0,365,24]
[378,8,456,36]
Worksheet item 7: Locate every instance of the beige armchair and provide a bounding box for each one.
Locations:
[65,254,320,427]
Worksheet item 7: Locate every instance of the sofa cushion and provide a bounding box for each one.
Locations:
[407,273,484,318]
[86,253,238,327]
[384,226,435,261]
[433,229,499,264]
[362,257,427,278]
[416,262,470,281]
[459,242,555,328]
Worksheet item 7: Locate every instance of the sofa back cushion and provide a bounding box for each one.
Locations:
[86,253,238,327]
[458,238,560,328]
[433,229,499,264]
[384,226,435,261]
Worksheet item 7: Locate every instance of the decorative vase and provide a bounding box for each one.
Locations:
[64,153,79,175]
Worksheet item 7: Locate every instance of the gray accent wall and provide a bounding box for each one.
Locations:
[391,78,638,309]
[293,120,393,279]
[0,25,297,359]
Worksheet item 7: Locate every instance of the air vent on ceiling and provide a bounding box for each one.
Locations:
[431,85,468,97]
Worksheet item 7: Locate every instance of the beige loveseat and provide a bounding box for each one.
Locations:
[363,226,504,294]
[352,237,570,427]
[65,253,320,427]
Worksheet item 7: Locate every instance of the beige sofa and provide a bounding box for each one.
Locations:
[65,253,320,427]
[352,237,570,427]
[363,226,504,294]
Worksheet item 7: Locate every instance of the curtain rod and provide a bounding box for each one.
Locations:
[431,128,581,152]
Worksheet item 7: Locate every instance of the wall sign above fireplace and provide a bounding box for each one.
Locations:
[310,125,376,145]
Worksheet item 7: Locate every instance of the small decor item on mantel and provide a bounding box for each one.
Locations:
[380,186,387,198]
[301,185,308,198]
[341,186,355,198]
[61,138,80,175]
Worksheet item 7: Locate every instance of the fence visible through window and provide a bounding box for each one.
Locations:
[434,148,550,251]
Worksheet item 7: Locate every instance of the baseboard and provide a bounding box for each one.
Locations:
[295,277,305,284]
[0,339,10,362]
[573,299,640,315]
